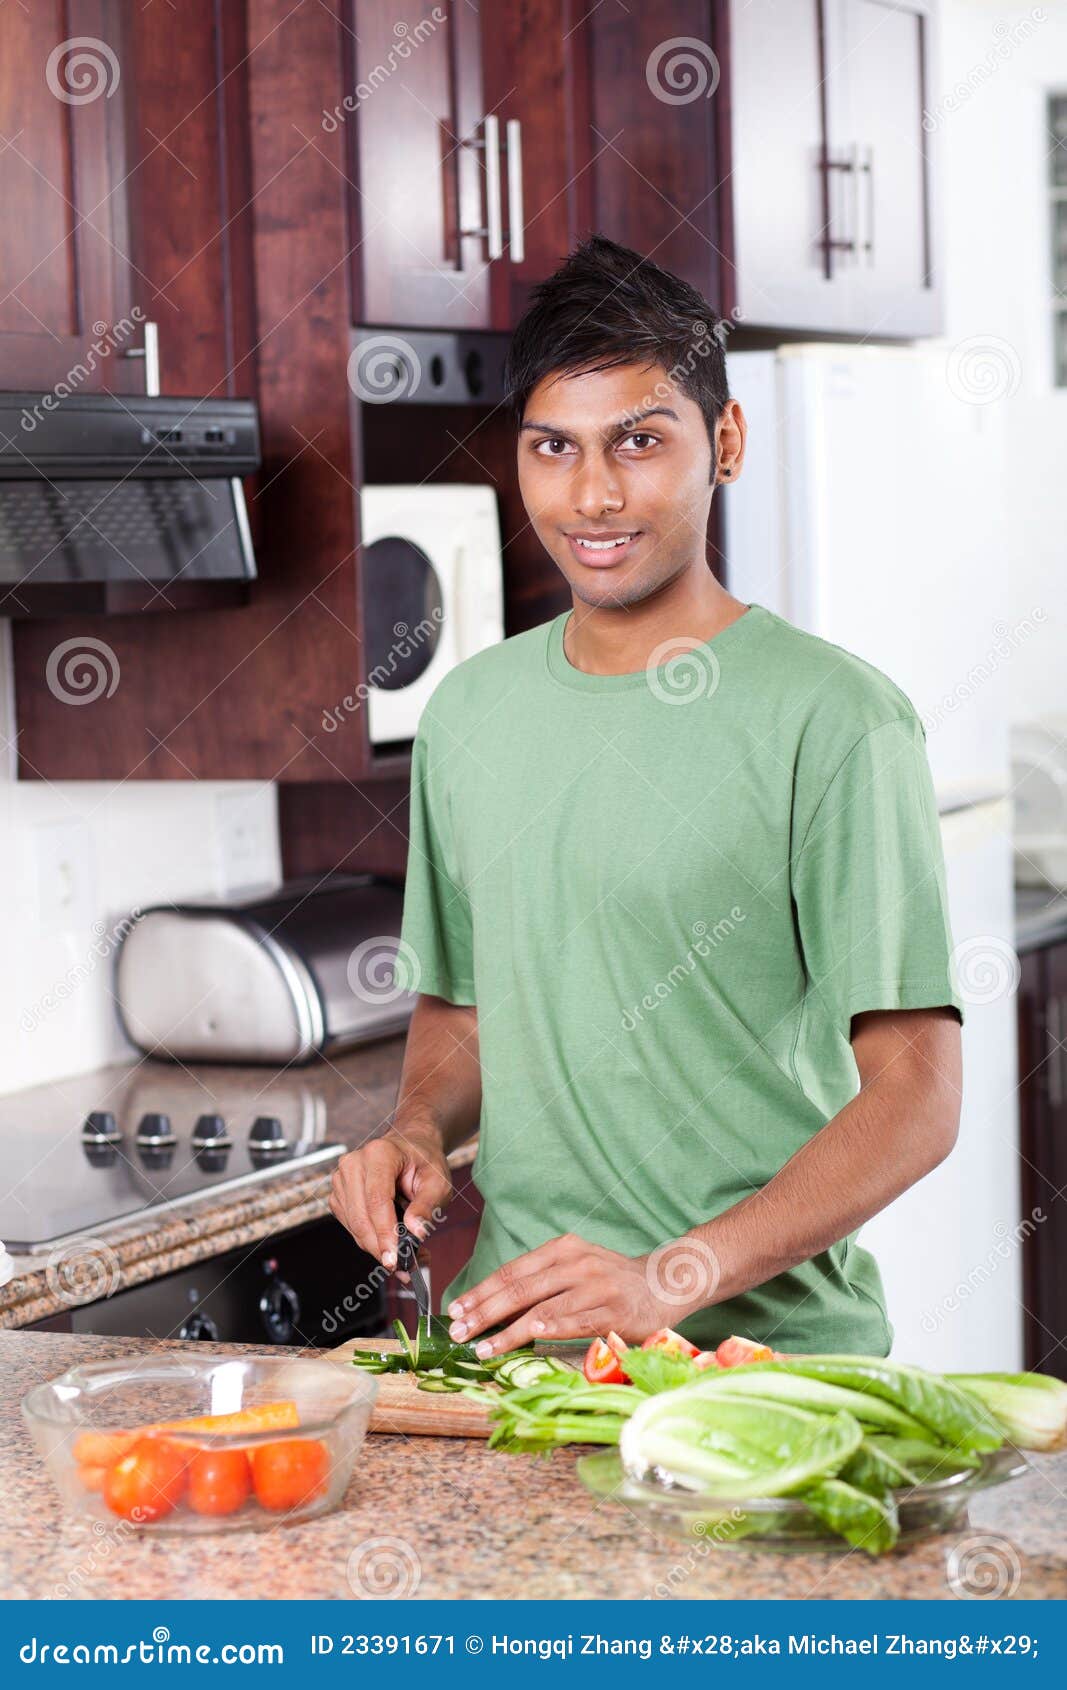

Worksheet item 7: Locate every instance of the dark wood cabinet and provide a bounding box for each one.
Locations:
[1017,943,1067,1379]
[0,0,141,391]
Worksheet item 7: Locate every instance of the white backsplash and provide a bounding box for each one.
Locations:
[2,622,280,1096]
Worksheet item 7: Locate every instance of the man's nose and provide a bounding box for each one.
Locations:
[572,457,624,519]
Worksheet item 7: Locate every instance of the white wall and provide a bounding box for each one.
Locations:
[2,621,280,1094]
[937,0,1067,725]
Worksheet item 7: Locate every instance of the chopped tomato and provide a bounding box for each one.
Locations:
[641,1327,700,1359]
[186,1448,252,1517]
[715,1334,774,1368]
[250,1439,329,1512]
[583,1336,628,1386]
[692,1350,721,1371]
[103,1437,188,1523]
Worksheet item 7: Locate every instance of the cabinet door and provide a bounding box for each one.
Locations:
[585,1,725,304]
[348,0,491,329]
[1026,943,1067,1376]
[483,0,591,329]
[0,0,142,390]
[726,0,844,331]
[827,0,941,335]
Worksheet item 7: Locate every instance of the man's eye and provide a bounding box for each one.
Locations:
[620,432,658,452]
[534,438,574,457]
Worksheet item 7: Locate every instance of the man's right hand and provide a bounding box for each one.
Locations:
[328,1124,453,1269]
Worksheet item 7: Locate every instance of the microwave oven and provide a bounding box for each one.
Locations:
[357,484,504,745]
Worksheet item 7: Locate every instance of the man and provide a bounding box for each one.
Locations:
[330,236,963,1360]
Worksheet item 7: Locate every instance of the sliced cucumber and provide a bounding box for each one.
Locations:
[417,1377,463,1393]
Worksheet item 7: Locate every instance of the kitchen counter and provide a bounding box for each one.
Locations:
[0,1039,476,1330]
[2,1331,1065,1601]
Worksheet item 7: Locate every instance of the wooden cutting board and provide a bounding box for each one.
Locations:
[327,1337,579,1438]
[328,1338,493,1438]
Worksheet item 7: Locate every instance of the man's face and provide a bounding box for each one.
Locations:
[516,361,716,610]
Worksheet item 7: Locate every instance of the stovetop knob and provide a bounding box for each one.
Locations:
[249,1115,289,1150]
[136,1112,176,1147]
[82,1111,121,1145]
[191,1113,232,1150]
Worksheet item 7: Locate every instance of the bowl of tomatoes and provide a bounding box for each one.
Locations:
[22,1355,379,1533]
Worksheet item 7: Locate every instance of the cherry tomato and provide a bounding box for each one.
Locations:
[103,1437,188,1523]
[582,1337,628,1385]
[186,1447,252,1516]
[693,1350,721,1371]
[250,1439,329,1512]
[641,1326,700,1358]
[715,1334,774,1368]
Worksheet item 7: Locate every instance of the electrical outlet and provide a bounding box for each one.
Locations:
[215,789,277,893]
[33,821,95,933]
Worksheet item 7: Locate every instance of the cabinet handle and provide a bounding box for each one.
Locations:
[821,149,858,276]
[123,320,160,396]
[860,144,875,265]
[1048,996,1065,1107]
[460,115,503,260]
[506,118,525,263]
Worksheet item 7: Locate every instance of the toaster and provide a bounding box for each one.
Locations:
[115,874,416,1064]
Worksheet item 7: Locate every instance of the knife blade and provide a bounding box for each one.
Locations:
[394,1196,431,1323]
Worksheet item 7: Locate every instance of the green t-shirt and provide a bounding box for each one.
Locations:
[398,603,964,1356]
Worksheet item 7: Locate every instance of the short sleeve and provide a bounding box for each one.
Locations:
[791,716,964,1033]
[398,716,476,1005]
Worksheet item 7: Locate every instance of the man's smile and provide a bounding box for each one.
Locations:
[565,529,644,567]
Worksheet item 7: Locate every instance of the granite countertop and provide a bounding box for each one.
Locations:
[0,1038,476,1330]
[2,1331,1065,1601]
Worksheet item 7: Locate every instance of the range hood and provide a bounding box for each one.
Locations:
[0,393,260,617]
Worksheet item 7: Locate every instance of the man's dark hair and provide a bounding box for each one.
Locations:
[504,235,731,448]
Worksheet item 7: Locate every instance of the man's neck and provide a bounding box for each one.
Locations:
[564,574,750,678]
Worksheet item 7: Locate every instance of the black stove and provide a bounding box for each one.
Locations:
[0,1061,344,1253]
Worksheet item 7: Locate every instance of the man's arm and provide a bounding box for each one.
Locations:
[329,991,481,1268]
[446,1006,962,1355]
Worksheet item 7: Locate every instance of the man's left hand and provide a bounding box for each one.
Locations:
[446,1231,720,1356]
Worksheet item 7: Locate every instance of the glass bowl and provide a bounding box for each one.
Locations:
[577,1445,1028,1554]
[22,1354,378,1534]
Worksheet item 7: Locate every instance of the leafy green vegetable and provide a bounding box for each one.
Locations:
[840,1438,921,1494]
[620,1387,865,1498]
[671,1364,929,1437]
[948,1372,1067,1452]
[749,1357,1004,1452]
[616,1347,699,1395]
[801,1478,899,1555]
[863,1435,982,1485]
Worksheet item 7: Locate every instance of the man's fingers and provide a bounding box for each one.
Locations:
[402,1166,452,1239]
[450,1263,578,1341]
[447,1236,573,1325]
[475,1297,612,1358]
[363,1168,401,1267]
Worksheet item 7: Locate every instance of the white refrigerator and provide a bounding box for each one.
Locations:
[724,344,1022,1373]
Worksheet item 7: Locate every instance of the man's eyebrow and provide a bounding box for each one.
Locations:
[519,406,680,435]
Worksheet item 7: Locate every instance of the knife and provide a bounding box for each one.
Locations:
[394,1195,432,1323]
